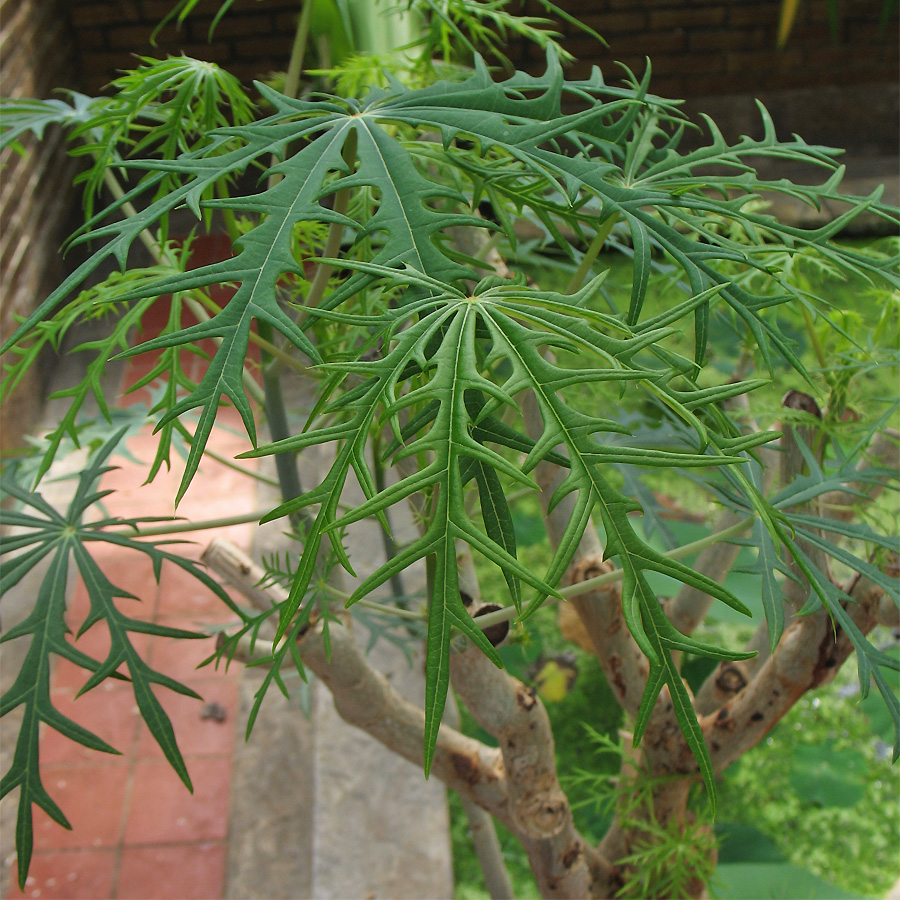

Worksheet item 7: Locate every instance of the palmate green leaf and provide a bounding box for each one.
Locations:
[474,290,750,622]
[409,0,578,67]
[0,250,202,485]
[4,49,895,787]
[69,55,256,218]
[712,419,900,750]
[0,58,254,221]
[382,60,897,367]
[151,0,237,41]
[250,298,551,771]
[6,49,895,495]
[767,431,900,598]
[245,272,752,774]
[2,79,486,501]
[0,431,242,889]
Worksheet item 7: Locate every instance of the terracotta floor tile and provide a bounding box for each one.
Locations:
[32,764,129,850]
[43,684,140,764]
[116,385,155,408]
[136,678,239,760]
[99,451,181,496]
[98,493,179,522]
[120,428,168,457]
[123,758,232,845]
[176,495,256,533]
[179,473,255,512]
[5,348,264,894]
[211,404,243,428]
[98,465,183,518]
[145,626,231,683]
[154,562,240,623]
[116,842,227,900]
[6,849,116,900]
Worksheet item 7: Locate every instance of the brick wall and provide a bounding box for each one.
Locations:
[515,0,899,154]
[68,0,305,94]
[517,0,898,100]
[0,0,79,453]
[63,0,898,153]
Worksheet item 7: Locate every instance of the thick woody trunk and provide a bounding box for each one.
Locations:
[203,538,603,897]
[450,647,597,898]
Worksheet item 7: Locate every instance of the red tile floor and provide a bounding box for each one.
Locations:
[8,417,256,900]
[8,242,263,899]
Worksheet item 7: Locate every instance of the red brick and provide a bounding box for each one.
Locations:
[69,3,138,27]
[688,26,767,51]
[117,842,227,900]
[607,0,680,8]
[728,3,780,26]
[579,11,648,33]
[191,11,275,38]
[273,10,303,32]
[650,52,726,77]
[140,0,192,16]
[123,757,232,844]
[223,34,294,58]
[105,24,157,50]
[165,40,233,62]
[725,47,804,74]
[650,7,727,29]
[78,50,140,78]
[32,764,129,850]
[602,30,687,55]
[6,849,116,900]
[847,20,900,46]
[681,71,763,95]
